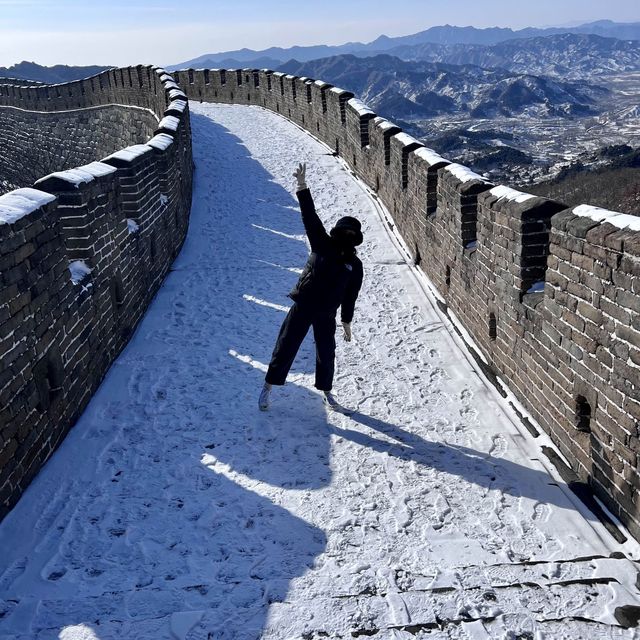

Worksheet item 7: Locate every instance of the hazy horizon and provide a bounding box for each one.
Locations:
[0,0,638,68]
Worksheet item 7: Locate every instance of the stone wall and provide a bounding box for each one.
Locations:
[175,67,640,540]
[0,105,158,193]
[0,66,193,519]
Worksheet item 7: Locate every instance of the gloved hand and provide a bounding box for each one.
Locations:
[342,322,352,342]
[293,162,307,191]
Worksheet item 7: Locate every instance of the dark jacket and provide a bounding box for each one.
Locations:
[289,188,363,323]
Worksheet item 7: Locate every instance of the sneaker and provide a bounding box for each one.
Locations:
[258,384,272,411]
[323,391,339,410]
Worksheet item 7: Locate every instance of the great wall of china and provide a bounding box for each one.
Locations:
[1,65,640,540]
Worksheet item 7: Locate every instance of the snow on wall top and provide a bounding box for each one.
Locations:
[168,89,187,101]
[35,162,117,188]
[330,87,351,96]
[374,117,400,132]
[394,132,421,148]
[0,188,56,225]
[148,133,174,151]
[314,80,330,89]
[347,98,375,117]
[572,204,640,232]
[167,99,187,113]
[105,144,151,164]
[490,185,536,204]
[445,163,489,184]
[158,115,180,132]
[414,147,448,166]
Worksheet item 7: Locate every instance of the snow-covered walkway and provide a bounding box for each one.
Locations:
[1,104,640,639]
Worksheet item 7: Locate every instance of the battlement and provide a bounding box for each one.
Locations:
[175,67,640,539]
[0,67,193,518]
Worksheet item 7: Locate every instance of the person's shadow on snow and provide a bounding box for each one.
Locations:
[180,112,333,638]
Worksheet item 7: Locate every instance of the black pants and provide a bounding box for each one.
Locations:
[266,303,336,391]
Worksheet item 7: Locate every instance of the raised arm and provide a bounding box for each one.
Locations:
[294,163,330,253]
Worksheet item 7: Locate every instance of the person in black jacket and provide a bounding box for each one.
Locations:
[259,162,364,412]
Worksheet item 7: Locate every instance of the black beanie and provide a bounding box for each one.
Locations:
[330,216,363,246]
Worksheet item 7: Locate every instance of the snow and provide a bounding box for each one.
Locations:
[168,89,187,101]
[414,146,448,166]
[330,86,350,95]
[68,260,92,284]
[36,162,117,188]
[347,98,375,117]
[526,281,546,293]
[490,185,537,204]
[374,117,400,132]
[0,103,639,639]
[148,133,174,151]
[157,115,180,132]
[314,80,330,88]
[127,218,140,234]
[573,203,640,231]
[167,99,187,114]
[446,162,490,184]
[105,144,151,163]
[0,188,56,224]
[395,132,421,148]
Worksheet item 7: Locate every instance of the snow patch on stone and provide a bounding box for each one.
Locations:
[36,162,117,188]
[374,118,399,132]
[491,185,536,204]
[167,100,187,113]
[347,98,374,117]
[158,115,180,132]
[148,133,175,151]
[526,281,546,294]
[394,132,421,148]
[414,147,448,166]
[445,163,489,184]
[106,144,151,163]
[69,260,92,285]
[0,188,56,224]
[572,204,640,231]
[127,219,140,234]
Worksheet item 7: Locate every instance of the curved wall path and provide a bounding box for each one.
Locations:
[0,101,638,640]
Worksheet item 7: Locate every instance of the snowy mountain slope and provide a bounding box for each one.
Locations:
[279,54,609,119]
[0,104,638,639]
[387,33,640,79]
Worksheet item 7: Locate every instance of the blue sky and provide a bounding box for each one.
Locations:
[0,0,638,68]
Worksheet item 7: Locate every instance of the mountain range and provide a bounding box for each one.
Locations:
[278,54,609,120]
[170,20,640,70]
[0,61,111,84]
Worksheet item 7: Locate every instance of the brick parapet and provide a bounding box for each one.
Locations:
[0,67,192,519]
